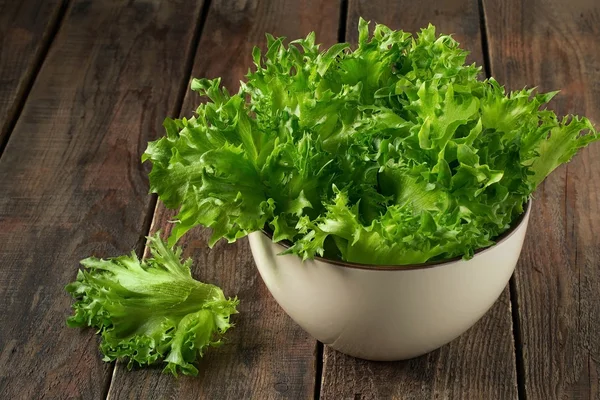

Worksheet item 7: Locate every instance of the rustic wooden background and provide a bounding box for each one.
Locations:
[0,0,598,398]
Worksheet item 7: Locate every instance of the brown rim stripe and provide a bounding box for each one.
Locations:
[261,201,532,271]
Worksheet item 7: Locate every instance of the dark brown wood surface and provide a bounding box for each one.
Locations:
[106,1,341,399]
[0,0,204,398]
[0,0,66,148]
[346,0,484,65]
[1,0,599,398]
[483,0,600,398]
[319,1,518,399]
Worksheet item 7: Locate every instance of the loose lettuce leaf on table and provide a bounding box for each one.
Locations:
[66,233,238,376]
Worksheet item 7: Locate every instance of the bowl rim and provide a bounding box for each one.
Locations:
[261,200,532,271]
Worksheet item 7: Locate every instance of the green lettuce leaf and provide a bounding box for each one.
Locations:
[66,233,239,376]
[143,18,599,265]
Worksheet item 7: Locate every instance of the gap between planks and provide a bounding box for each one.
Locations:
[103,0,214,398]
[313,4,350,399]
[478,1,526,399]
[0,0,70,158]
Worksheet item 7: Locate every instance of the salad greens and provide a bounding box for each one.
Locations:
[144,18,598,265]
[67,18,599,376]
[66,233,238,376]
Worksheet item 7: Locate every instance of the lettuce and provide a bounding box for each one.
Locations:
[66,233,238,376]
[144,19,599,265]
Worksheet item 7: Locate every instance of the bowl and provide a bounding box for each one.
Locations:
[248,202,532,361]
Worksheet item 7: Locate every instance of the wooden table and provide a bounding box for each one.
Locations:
[1,0,599,398]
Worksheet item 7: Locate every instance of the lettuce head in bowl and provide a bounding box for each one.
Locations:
[144,18,598,266]
[142,18,599,360]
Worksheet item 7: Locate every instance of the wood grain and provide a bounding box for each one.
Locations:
[319,2,519,399]
[346,0,484,65]
[107,1,341,399]
[483,0,600,398]
[0,0,203,398]
[0,0,65,148]
[321,297,517,399]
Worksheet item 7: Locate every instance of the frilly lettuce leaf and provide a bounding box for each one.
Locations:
[143,18,599,265]
[66,233,238,376]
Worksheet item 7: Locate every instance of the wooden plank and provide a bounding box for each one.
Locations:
[346,0,484,64]
[321,299,515,399]
[107,1,341,399]
[482,0,600,398]
[319,1,519,399]
[0,1,204,398]
[0,0,66,149]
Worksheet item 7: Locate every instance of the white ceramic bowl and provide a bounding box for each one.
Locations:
[249,203,531,361]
